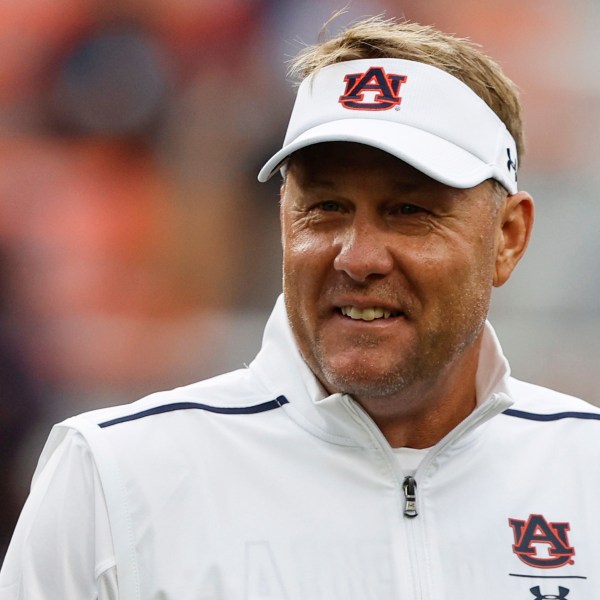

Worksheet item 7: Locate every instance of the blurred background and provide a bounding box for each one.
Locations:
[1,0,599,558]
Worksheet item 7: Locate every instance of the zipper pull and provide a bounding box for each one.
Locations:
[403,476,418,518]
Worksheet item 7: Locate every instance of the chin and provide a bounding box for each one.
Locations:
[319,362,413,400]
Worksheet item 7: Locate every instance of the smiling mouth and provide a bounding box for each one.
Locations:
[339,306,402,321]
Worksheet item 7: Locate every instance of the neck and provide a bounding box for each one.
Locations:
[354,337,482,449]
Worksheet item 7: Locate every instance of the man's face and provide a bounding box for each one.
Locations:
[280,142,506,402]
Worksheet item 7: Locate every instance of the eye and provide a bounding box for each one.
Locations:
[318,200,342,212]
[394,203,426,215]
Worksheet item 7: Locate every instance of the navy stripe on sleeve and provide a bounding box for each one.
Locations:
[98,396,289,428]
[503,408,600,422]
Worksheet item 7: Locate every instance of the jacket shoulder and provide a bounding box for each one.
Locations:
[62,366,281,434]
[507,376,600,418]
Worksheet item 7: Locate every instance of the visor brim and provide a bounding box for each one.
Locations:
[258,118,515,194]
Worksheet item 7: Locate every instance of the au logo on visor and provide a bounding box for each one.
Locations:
[339,66,407,111]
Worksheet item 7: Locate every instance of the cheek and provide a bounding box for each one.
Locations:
[408,233,496,301]
[282,222,335,284]
[284,234,321,264]
[443,239,498,317]
[281,229,330,360]
[467,228,501,281]
[281,231,319,314]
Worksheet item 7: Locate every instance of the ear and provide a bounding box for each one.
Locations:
[493,191,535,287]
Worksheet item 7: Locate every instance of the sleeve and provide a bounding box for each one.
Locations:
[0,427,118,600]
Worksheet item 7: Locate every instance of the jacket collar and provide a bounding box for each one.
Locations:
[250,295,513,444]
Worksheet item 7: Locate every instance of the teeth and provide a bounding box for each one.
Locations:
[341,306,394,321]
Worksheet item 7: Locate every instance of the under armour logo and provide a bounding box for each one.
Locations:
[506,147,518,180]
[530,586,570,600]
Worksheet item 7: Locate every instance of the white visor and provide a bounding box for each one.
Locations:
[258,58,518,194]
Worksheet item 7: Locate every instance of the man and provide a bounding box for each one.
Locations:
[1,16,599,600]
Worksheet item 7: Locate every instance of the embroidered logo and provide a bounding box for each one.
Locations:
[530,585,570,599]
[339,67,407,111]
[506,147,518,180]
[509,515,575,569]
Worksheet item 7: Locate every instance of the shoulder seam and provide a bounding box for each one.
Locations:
[97,396,289,428]
[503,408,600,422]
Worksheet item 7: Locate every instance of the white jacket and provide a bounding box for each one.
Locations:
[1,295,600,599]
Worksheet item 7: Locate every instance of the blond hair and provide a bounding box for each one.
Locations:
[289,16,525,160]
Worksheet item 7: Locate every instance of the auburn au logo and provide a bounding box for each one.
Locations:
[509,515,575,568]
[339,66,407,111]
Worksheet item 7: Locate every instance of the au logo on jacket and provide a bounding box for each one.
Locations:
[509,514,575,568]
[339,66,407,111]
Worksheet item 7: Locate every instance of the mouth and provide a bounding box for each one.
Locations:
[339,306,403,322]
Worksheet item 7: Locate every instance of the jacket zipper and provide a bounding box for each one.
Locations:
[342,392,512,520]
[402,476,418,518]
[341,392,512,598]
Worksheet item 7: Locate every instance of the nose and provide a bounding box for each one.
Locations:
[333,220,394,282]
